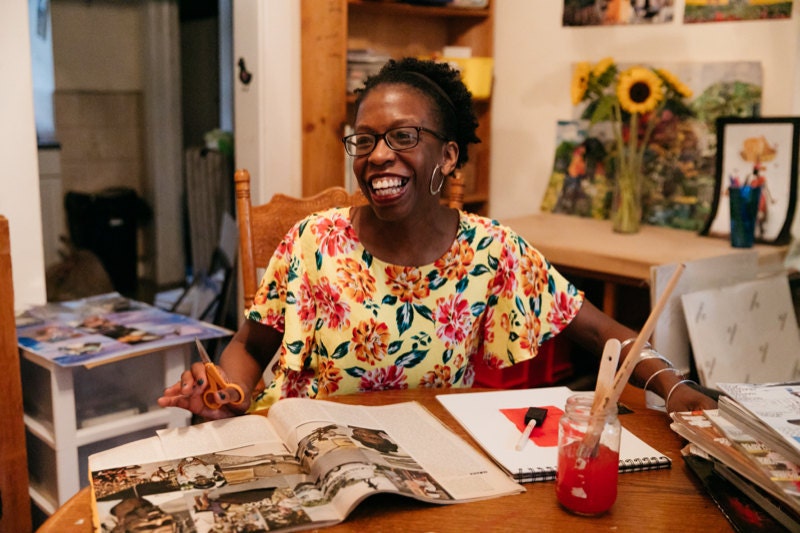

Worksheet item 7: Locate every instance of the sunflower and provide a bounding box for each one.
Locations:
[571,61,591,105]
[617,67,663,115]
[655,68,693,99]
[592,57,614,79]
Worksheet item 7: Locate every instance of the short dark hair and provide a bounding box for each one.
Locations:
[354,57,480,169]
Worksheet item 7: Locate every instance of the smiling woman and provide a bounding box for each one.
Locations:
[158,57,719,421]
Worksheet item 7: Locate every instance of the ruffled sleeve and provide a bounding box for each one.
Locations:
[477,224,583,369]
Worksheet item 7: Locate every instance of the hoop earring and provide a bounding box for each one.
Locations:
[429,164,445,195]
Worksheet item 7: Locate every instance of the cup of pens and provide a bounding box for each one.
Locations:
[728,183,761,248]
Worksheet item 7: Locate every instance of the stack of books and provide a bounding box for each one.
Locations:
[670,381,800,532]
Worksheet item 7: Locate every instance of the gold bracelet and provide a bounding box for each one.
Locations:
[666,379,698,413]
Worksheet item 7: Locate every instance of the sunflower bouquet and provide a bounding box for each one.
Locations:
[571,58,693,232]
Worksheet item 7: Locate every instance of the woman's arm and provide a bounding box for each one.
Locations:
[563,300,717,413]
[158,319,283,419]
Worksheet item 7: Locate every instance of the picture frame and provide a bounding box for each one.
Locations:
[701,116,800,245]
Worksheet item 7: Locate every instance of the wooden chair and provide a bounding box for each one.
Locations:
[233,168,466,310]
[445,170,466,210]
[0,215,32,533]
[234,169,367,309]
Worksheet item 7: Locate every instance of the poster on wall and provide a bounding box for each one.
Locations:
[541,61,763,232]
[562,0,674,26]
[684,0,794,24]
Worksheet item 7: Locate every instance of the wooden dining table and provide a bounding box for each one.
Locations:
[38,385,733,532]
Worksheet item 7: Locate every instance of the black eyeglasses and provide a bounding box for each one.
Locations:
[342,126,447,157]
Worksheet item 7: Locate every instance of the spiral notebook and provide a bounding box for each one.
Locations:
[437,387,671,483]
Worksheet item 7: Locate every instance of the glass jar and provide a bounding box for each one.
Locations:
[555,393,621,516]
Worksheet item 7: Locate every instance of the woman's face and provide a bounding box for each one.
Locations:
[352,83,457,220]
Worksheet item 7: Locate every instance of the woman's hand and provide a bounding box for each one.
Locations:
[666,383,718,413]
[157,362,251,420]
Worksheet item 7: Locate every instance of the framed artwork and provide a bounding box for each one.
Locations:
[701,117,800,245]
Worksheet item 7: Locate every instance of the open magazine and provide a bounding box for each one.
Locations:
[717,382,800,466]
[89,399,523,532]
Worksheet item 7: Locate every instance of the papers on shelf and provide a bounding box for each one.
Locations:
[16,292,232,367]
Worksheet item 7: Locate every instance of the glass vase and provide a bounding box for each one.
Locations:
[611,163,643,234]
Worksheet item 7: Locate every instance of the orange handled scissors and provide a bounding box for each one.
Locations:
[195,338,244,410]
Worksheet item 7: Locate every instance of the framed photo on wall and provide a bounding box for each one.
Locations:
[701,116,800,245]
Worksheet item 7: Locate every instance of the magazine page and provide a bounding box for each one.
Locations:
[268,398,524,503]
[90,442,339,532]
[717,382,800,463]
[156,415,285,459]
[90,414,342,533]
[16,292,232,367]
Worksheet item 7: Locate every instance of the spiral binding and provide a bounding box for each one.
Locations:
[514,455,671,483]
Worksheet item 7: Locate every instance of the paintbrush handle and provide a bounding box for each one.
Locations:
[580,263,685,457]
[608,263,684,405]
[591,338,621,415]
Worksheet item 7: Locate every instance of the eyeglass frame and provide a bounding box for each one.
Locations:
[341,126,448,157]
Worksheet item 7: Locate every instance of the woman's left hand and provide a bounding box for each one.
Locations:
[666,383,718,413]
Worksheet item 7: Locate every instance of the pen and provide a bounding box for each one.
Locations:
[515,407,548,451]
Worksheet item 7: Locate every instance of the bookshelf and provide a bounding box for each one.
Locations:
[300,0,494,214]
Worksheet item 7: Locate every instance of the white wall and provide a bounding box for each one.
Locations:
[1,2,46,309]
[52,1,142,91]
[491,0,800,219]
[233,0,301,206]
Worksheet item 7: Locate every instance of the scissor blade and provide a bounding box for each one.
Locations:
[195,338,212,364]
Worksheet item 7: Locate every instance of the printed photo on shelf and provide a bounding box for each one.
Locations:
[540,120,611,219]
[684,0,794,24]
[701,116,800,245]
[562,0,674,26]
[542,61,763,232]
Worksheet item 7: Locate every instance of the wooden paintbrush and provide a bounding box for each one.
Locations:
[579,263,686,457]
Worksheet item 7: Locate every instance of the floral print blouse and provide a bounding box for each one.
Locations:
[245,208,584,411]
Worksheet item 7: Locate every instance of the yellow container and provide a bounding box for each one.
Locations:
[442,57,494,99]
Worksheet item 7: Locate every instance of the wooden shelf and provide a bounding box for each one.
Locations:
[348,0,491,18]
